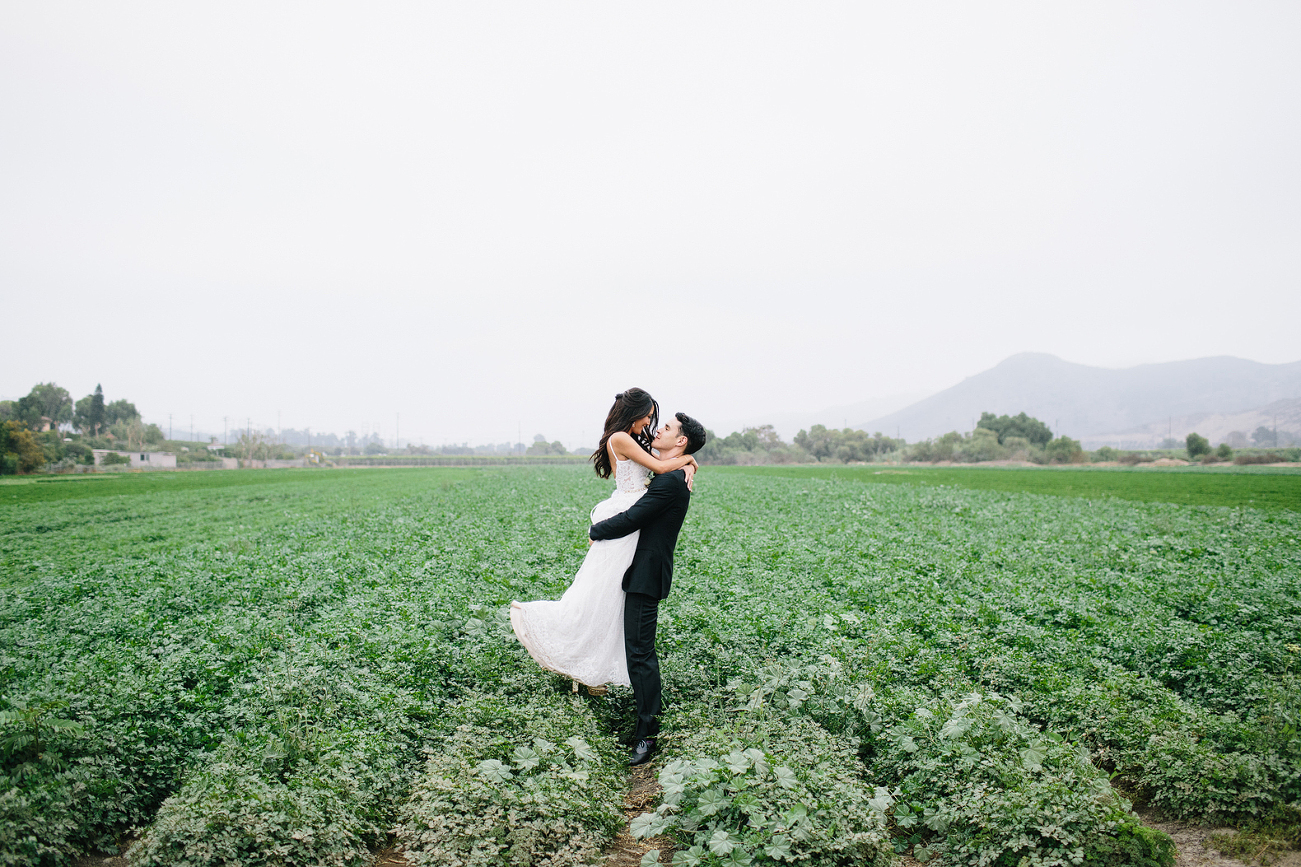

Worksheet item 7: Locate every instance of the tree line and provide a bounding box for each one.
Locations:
[1,382,166,474]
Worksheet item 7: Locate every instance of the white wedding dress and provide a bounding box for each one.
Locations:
[509,458,649,687]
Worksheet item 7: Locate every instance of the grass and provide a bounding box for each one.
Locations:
[0,467,484,505]
[718,464,1301,511]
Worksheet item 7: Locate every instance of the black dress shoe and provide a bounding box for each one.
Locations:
[628,738,656,767]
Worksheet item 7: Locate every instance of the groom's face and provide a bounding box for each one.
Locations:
[652,418,686,452]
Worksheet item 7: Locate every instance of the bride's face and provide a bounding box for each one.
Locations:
[629,413,652,435]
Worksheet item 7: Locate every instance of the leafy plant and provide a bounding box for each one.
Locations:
[631,715,891,867]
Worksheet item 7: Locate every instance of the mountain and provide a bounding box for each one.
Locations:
[862,354,1301,442]
[1079,397,1301,449]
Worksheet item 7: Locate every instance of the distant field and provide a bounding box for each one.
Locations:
[5,463,1300,510]
[719,464,1301,510]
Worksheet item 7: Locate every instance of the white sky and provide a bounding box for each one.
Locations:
[3,3,1299,448]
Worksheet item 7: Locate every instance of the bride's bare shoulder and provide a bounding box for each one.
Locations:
[607,431,635,459]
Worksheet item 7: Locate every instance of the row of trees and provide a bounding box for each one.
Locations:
[1,382,165,473]
[696,413,1086,466]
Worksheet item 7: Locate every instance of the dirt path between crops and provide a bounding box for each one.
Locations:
[1138,814,1301,867]
[604,762,676,867]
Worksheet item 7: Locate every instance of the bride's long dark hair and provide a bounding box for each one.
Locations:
[591,388,659,479]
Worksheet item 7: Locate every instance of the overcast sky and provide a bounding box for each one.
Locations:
[3,3,1298,448]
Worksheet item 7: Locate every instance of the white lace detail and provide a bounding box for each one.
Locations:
[615,457,651,494]
[509,459,647,687]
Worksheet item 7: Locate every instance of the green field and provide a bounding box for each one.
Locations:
[2,466,1299,867]
[721,463,1301,510]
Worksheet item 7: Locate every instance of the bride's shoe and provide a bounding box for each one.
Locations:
[587,684,608,696]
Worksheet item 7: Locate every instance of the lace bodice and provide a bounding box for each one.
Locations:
[615,458,651,494]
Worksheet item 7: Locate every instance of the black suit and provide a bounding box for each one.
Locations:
[589,468,691,740]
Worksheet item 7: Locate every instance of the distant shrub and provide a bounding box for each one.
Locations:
[1186,432,1211,459]
[976,412,1053,446]
[1235,452,1284,465]
[1044,436,1085,464]
[100,452,130,466]
[1118,452,1147,465]
[1092,446,1121,462]
[1215,442,1233,460]
[0,421,45,474]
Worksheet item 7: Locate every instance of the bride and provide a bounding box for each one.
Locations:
[510,388,697,689]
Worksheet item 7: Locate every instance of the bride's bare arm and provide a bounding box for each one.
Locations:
[608,431,698,475]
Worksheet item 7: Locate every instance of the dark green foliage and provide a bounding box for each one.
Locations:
[1216,443,1233,460]
[73,386,106,437]
[0,423,45,475]
[977,412,1054,446]
[1186,432,1211,458]
[13,385,73,430]
[1043,436,1084,464]
[792,426,903,464]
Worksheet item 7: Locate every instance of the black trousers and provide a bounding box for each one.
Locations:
[624,591,661,741]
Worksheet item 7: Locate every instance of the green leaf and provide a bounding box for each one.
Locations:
[640,850,661,867]
[939,715,973,739]
[512,746,540,771]
[630,812,661,839]
[672,845,705,867]
[742,748,768,777]
[476,758,513,783]
[696,787,729,816]
[724,750,750,774]
[566,736,595,761]
[774,766,798,788]
[1021,743,1048,771]
[708,830,738,856]
[765,834,792,860]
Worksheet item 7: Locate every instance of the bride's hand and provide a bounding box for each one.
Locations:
[683,463,696,492]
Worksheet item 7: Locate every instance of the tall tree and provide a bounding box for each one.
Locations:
[15,383,72,430]
[104,399,140,426]
[75,384,107,435]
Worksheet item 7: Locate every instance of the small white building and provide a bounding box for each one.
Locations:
[92,449,178,469]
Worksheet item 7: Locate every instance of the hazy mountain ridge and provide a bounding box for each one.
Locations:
[860,353,1301,442]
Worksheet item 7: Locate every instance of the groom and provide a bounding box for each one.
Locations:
[589,411,707,766]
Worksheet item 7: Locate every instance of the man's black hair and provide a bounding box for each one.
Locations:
[675,412,707,456]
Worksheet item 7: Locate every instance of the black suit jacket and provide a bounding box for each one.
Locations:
[589,468,691,600]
